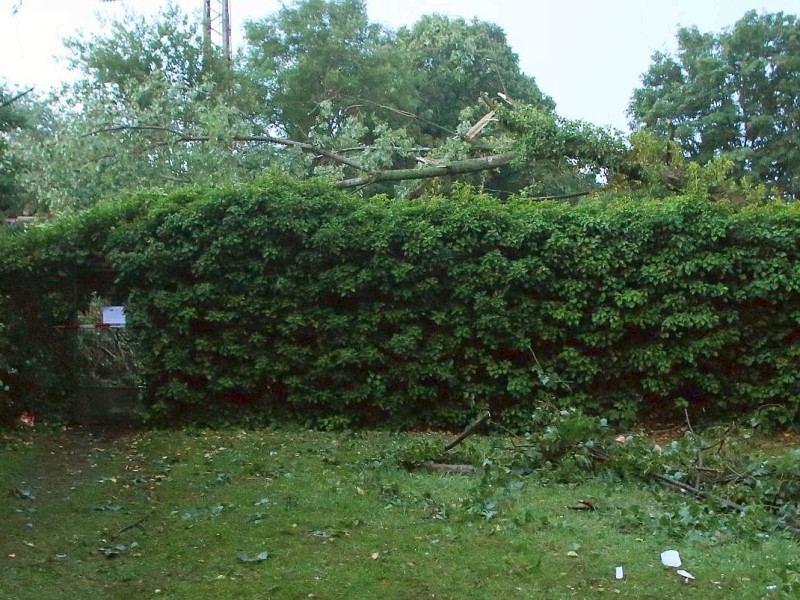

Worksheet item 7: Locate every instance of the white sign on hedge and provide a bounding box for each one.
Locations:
[102,306,126,328]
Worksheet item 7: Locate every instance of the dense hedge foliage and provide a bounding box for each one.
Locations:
[2,174,799,427]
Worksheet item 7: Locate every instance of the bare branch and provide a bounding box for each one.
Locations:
[528,190,595,201]
[0,87,35,109]
[84,125,184,137]
[445,411,491,451]
[233,135,368,172]
[85,125,370,172]
[345,96,457,136]
[337,145,433,154]
[413,462,480,474]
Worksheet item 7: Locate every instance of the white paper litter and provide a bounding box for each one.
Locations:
[660,550,682,568]
[676,569,695,580]
[615,566,624,580]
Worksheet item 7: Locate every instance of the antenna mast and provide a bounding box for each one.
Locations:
[203,0,232,63]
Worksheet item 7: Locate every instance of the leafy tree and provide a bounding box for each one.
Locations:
[497,103,625,198]
[397,14,554,139]
[605,129,766,204]
[0,85,33,215]
[242,0,411,139]
[629,11,800,198]
[8,3,266,212]
[64,3,208,102]
[10,0,626,209]
[241,1,614,198]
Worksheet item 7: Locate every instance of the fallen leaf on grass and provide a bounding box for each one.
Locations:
[99,541,139,558]
[11,488,35,500]
[566,500,596,511]
[309,529,331,538]
[247,512,268,524]
[237,551,269,563]
[93,502,124,512]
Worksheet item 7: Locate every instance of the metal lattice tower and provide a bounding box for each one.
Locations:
[94,1,231,65]
[203,0,232,63]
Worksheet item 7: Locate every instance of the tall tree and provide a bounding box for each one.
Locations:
[0,85,33,216]
[10,4,262,211]
[243,0,410,139]
[398,14,554,138]
[241,2,581,196]
[629,11,800,198]
[11,0,623,209]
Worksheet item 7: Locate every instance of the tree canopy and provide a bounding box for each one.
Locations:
[629,10,800,199]
[0,84,34,216]
[5,0,631,210]
[3,2,793,212]
[10,6,256,212]
[243,0,409,139]
[397,14,554,137]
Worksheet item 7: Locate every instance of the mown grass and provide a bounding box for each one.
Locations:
[1,426,798,599]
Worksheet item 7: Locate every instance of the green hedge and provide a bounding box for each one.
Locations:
[2,174,800,428]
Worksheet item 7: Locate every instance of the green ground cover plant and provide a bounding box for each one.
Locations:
[2,425,800,599]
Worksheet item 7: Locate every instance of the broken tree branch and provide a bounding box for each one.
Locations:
[464,110,496,141]
[648,473,748,512]
[84,123,524,188]
[445,411,491,451]
[0,87,35,109]
[336,153,516,188]
[585,445,748,512]
[85,126,370,173]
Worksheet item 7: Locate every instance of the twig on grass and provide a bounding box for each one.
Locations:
[648,473,746,512]
[684,408,705,489]
[117,509,154,534]
[414,462,481,474]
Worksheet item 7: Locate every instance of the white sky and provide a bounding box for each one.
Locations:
[3,0,800,130]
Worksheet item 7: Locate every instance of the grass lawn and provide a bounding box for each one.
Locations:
[1,426,797,599]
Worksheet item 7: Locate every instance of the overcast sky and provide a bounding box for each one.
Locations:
[3,0,800,130]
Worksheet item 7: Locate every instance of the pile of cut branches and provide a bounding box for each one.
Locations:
[494,403,800,535]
